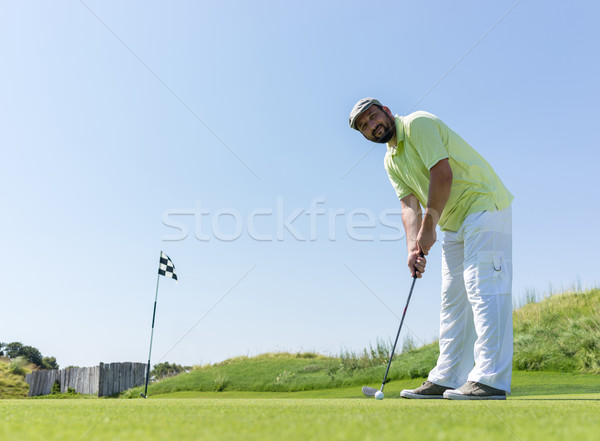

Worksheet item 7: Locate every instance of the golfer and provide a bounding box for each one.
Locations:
[349,98,514,400]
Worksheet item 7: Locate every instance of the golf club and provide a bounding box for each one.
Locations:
[363,252,423,398]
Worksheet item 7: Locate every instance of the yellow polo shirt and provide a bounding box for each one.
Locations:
[384,111,514,232]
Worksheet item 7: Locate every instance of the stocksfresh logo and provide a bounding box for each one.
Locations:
[162,197,405,242]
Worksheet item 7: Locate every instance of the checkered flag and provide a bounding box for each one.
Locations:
[158,252,178,281]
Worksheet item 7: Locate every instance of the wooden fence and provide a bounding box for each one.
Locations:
[26,362,146,397]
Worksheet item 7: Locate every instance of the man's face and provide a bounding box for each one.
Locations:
[355,105,396,144]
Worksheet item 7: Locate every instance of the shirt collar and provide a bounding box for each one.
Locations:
[386,115,404,155]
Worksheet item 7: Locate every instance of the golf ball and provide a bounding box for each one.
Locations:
[374,390,384,400]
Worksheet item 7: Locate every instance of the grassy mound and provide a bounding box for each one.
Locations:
[128,288,600,397]
[125,346,439,397]
[514,288,600,372]
[0,357,34,399]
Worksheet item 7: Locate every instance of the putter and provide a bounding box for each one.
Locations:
[362,253,423,397]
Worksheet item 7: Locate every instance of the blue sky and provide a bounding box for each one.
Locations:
[1,0,599,368]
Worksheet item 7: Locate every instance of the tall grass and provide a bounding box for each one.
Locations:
[515,279,593,308]
[339,338,392,371]
[513,288,600,373]
[339,336,420,372]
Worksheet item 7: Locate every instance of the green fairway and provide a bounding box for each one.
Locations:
[2,372,599,441]
[3,290,598,440]
[2,394,599,441]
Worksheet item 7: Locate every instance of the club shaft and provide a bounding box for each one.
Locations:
[380,275,418,392]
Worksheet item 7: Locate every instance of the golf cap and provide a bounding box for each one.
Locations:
[349,97,382,130]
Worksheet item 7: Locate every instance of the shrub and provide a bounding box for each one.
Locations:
[42,357,59,370]
[51,380,61,395]
[3,343,43,367]
[213,375,229,391]
[295,352,319,359]
[9,356,29,376]
[302,365,323,373]
[151,362,188,380]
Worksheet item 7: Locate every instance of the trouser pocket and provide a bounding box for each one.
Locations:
[474,251,511,295]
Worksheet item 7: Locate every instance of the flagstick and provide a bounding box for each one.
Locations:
[141,272,161,398]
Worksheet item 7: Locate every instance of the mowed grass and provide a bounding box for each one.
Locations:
[3,372,600,440]
[147,371,600,399]
[2,394,600,441]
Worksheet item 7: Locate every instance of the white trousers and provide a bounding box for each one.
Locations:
[427,206,513,392]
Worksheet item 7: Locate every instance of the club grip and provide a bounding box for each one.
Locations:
[413,251,425,279]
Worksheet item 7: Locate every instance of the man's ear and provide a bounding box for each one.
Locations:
[382,106,393,116]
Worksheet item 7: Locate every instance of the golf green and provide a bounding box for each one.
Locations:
[2,393,599,441]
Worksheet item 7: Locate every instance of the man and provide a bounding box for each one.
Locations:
[349,98,514,400]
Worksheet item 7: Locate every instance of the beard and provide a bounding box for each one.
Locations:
[373,113,396,143]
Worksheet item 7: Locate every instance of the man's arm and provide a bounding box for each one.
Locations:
[400,194,426,278]
[417,158,453,255]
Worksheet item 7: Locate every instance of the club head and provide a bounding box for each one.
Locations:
[362,386,378,397]
[140,393,147,398]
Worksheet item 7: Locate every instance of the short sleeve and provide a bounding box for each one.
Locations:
[405,116,449,170]
[386,165,412,201]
